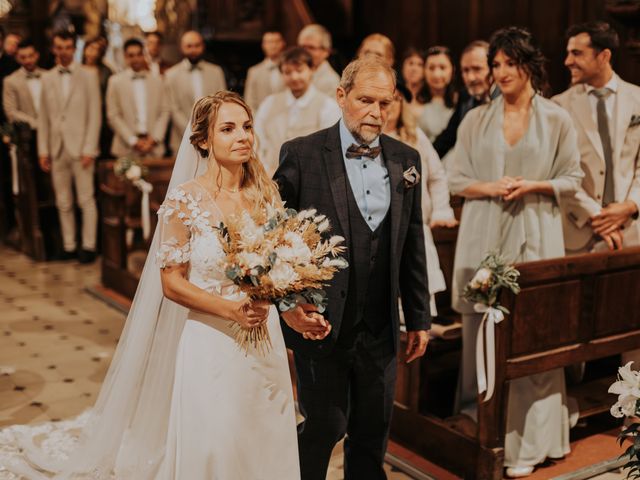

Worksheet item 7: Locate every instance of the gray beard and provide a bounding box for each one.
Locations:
[345,119,380,145]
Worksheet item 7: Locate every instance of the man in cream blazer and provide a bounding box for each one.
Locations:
[244,31,286,112]
[297,24,340,97]
[106,38,169,158]
[554,21,640,254]
[165,30,226,153]
[3,39,44,129]
[38,31,101,263]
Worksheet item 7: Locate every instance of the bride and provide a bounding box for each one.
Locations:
[0,91,329,479]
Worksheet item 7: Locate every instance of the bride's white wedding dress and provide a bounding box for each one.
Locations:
[0,179,300,479]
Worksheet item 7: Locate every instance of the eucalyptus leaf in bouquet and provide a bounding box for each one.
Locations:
[463,251,520,314]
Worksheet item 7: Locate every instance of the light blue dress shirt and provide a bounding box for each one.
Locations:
[339,119,391,231]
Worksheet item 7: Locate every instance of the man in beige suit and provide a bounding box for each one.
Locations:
[297,24,340,97]
[3,39,44,129]
[254,47,340,177]
[38,31,101,263]
[165,30,226,153]
[244,31,286,112]
[106,38,169,158]
[554,22,640,254]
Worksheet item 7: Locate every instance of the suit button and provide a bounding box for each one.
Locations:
[599,170,605,175]
[597,194,602,199]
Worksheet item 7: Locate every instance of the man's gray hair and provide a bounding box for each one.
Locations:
[297,24,332,50]
[339,56,397,94]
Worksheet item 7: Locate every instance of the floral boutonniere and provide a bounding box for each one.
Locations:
[629,114,640,129]
[402,166,420,189]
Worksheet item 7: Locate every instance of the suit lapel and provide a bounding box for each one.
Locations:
[613,80,633,166]
[63,67,81,110]
[323,124,350,247]
[146,76,157,127]
[18,70,37,115]
[572,86,605,162]
[381,135,404,260]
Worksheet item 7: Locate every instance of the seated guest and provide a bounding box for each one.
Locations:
[449,27,583,478]
[553,22,640,254]
[297,23,340,97]
[433,40,494,160]
[244,30,287,112]
[400,47,425,106]
[416,46,457,142]
[357,33,395,68]
[255,46,340,176]
[165,30,227,153]
[83,36,114,158]
[106,38,169,158]
[383,85,457,314]
[144,31,171,75]
[3,39,44,130]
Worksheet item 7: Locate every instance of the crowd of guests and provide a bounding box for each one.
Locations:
[1,19,639,477]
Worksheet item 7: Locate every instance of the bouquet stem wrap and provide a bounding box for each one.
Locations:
[132,178,153,241]
[474,303,504,402]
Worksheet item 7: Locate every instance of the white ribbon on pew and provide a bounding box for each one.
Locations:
[9,144,19,195]
[474,303,504,402]
[132,179,153,240]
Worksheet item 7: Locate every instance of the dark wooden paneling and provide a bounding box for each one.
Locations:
[594,269,640,336]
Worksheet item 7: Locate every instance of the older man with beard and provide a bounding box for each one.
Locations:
[275,56,430,480]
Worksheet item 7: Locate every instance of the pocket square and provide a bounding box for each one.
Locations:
[630,114,640,128]
[403,166,420,188]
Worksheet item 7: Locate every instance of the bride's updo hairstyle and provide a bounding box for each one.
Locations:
[189,91,283,211]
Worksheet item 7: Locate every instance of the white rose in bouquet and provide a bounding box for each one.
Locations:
[268,259,299,290]
[470,267,492,290]
[125,164,142,181]
[238,212,264,246]
[237,252,266,272]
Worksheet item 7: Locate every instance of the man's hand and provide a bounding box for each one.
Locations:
[430,218,459,229]
[80,155,94,169]
[39,155,51,172]
[133,139,147,154]
[405,330,429,363]
[600,228,624,251]
[281,305,331,340]
[591,201,638,236]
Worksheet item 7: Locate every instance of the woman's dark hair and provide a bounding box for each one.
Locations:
[488,26,549,96]
[82,36,107,65]
[418,45,456,108]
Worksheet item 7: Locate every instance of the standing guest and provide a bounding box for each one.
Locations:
[255,47,340,176]
[400,48,425,107]
[433,40,494,159]
[275,56,430,480]
[144,31,171,76]
[83,36,114,158]
[4,33,22,58]
[416,46,457,142]
[297,24,340,97]
[3,39,45,130]
[0,26,20,124]
[165,30,227,153]
[383,85,457,315]
[357,33,395,68]
[244,31,287,112]
[449,27,582,478]
[106,38,169,158]
[38,30,101,264]
[553,22,640,254]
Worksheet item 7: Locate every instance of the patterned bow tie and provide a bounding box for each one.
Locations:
[190,63,202,71]
[131,73,147,80]
[345,143,382,159]
[26,72,40,79]
[58,67,71,75]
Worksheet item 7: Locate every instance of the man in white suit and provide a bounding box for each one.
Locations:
[165,30,226,153]
[106,38,169,158]
[554,22,640,254]
[297,24,340,97]
[3,38,44,129]
[38,31,101,263]
[244,31,286,112]
[254,47,340,177]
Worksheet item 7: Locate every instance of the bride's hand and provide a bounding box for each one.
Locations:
[226,299,270,328]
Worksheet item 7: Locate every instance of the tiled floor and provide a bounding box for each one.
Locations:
[0,246,412,479]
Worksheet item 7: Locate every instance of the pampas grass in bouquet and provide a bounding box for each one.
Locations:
[215,205,348,355]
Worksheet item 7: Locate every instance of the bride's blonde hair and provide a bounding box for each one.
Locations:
[189,91,283,211]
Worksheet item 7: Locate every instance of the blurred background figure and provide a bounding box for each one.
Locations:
[357,33,395,68]
[401,47,426,109]
[416,46,458,142]
[297,23,340,97]
[4,32,22,58]
[3,38,44,130]
[255,46,340,176]
[144,31,171,75]
[244,30,286,112]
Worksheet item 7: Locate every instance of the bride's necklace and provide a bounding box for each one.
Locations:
[220,185,242,194]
